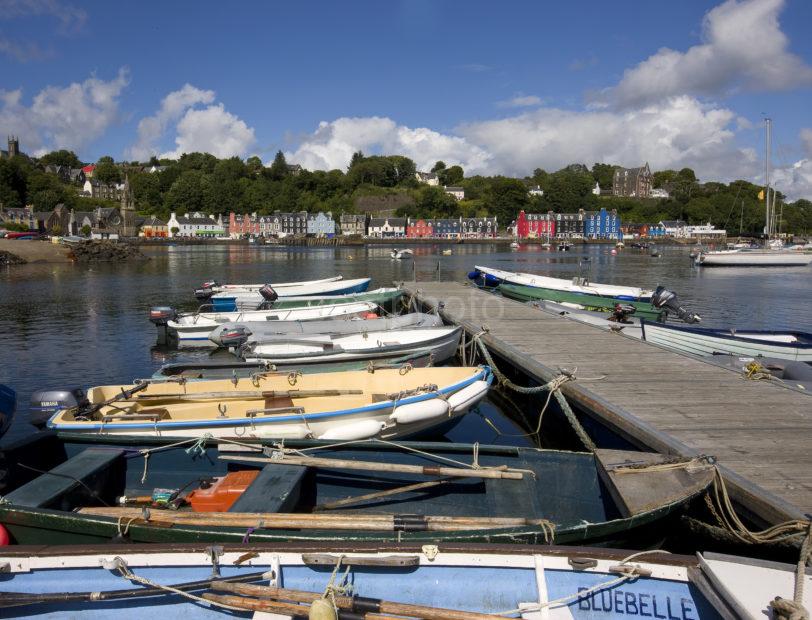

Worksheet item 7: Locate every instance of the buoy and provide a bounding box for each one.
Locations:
[309,598,337,620]
[0,524,11,546]
[610,249,617,255]
[363,312,378,319]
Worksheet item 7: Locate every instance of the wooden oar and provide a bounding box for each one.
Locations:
[77,507,548,531]
[203,593,402,619]
[314,479,450,511]
[75,382,151,416]
[211,582,508,620]
[136,388,363,401]
[218,453,524,480]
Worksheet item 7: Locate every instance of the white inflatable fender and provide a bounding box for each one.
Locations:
[389,398,449,425]
[446,380,490,412]
[257,425,311,439]
[318,419,385,441]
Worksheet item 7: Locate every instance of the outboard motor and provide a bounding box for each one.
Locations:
[29,388,88,427]
[211,326,252,348]
[148,306,176,326]
[609,303,636,323]
[651,286,701,323]
[259,284,278,302]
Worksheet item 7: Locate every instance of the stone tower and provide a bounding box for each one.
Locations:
[7,136,19,158]
[119,174,138,237]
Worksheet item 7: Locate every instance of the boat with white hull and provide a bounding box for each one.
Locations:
[209,312,443,347]
[470,265,653,301]
[159,301,379,345]
[46,366,490,439]
[195,276,342,300]
[240,326,462,366]
[390,248,413,259]
[695,248,812,267]
[211,278,372,311]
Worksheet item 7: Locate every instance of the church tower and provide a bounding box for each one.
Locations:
[7,136,19,158]
[120,174,138,237]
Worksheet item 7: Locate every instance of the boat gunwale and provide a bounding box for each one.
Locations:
[640,319,812,349]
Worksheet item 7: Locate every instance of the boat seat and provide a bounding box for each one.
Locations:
[4,448,124,509]
[228,464,307,513]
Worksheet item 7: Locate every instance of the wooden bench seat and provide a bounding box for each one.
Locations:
[228,464,306,513]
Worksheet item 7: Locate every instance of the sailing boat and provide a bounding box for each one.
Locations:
[696,118,811,267]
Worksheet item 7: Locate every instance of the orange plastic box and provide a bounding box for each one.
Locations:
[187,470,259,512]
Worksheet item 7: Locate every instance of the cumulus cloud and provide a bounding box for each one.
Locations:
[606,0,812,108]
[127,84,215,160]
[0,68,128,155]
[160,103,255,159]
[286,116,492,173]
[497,95,542,108]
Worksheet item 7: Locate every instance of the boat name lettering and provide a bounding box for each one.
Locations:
[576,587,696,619]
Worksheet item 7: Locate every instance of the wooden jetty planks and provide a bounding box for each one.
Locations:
[402,281,812,525]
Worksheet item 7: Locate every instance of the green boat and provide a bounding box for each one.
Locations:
[499,283,665,321]
[267,287,404,310]
[0,433,713,546]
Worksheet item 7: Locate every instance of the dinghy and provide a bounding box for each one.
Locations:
[470,265,653,301]
[639,321,812,362]
[390,248,413,259]
[194,276,343,300]
[0,544,768,618]
[154,301,379,345]
[45,365,489,439]
[210,278,372,311]
[240,326,462,365]
[695,247,812,266]
[209,312,443,348]
[0,435,714,546]
[258,287,403,310]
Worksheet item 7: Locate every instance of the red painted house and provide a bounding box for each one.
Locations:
[516,210,555,239]
[229,212,260,236]
[406,218,433,238]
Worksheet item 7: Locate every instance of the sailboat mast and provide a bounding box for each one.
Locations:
[764,118,772,237]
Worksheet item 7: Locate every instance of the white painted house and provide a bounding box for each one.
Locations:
[529,185,544,197]
[167,212,224,238]
[367,217,406,238]
[444,186,465,200]
[415,171,439,186]
[592,182,601,196]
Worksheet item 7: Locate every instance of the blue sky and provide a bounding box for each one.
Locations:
[2,0,812,198]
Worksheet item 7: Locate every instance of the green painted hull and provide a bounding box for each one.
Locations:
[268,289,403,309]
[499,283,664,321]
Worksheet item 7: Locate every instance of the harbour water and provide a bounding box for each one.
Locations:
[1,242,810,443]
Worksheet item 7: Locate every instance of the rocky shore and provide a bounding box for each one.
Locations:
[69,241,149,263]
[0,250,27,266]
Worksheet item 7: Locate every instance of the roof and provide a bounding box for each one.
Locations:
[82,164,96,173]
[660,220,686,227]
[444,186,464,191]
[177,216,213,225]
[369,217,406,227]
[143,216,166,226]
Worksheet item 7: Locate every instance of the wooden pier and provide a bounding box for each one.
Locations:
[402,281,812,526]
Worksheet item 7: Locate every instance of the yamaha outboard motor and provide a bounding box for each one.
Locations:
[194,280,219,300]
[149,306,177,344]
[651,286,701,323]
[210,325,252,348]
[29,387,88,427]
[259,284,278,303]
[609,303,636,323]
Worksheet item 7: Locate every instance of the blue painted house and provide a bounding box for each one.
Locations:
[306,212,336,238]
[585,208,622,240]
[430,218,461,239]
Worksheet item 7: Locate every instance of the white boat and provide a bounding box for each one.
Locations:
[210,277,372,311]
[510,241,520,249]
[390,248,413,259]
[470,265,653,301]
[164,301,379,345]
[195,276,342,300]
[696,248,812,266]
[241,326,462,365]
[209,312,443,347]
[46,365,490,439]
[0,545,801,618]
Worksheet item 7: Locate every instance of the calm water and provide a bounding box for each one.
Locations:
[1,242,810,441]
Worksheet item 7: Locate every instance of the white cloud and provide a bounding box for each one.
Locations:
[127,84,215,160]
[497,95,542,108]
[160,103,255,159]
[286,116,491,173]
[801,128,812,156]
[0,0,87,33]
[0,68,128,155]
[606,0,812,108]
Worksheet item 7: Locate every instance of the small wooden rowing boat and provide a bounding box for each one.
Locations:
[45,366,490,439]
[0,544,771,618]
[240,326,461,366]
[0,434,714,546]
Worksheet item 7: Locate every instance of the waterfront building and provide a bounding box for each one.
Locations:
[516,210,556,239]
[612,163,652,198]
[444,186,465,200]
[406,218,433,238]
[0,207,37,230]
[167,212,222,238]
[367,217,406,238]
[555,211,587,239]
[306,212,336,237]
[431,218,461,239]
[229,212,260,237]
[273,211,308,237]
[659,220,687,238]
[584,207,622,240]
[141,215,168,238]
[415,171,439,186]
[340,213,367,236]
[461,217,498,238]
[684,222,726,241]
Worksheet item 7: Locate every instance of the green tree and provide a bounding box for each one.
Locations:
[388,155,417,185]
[268,150,289,180]
[97,155,115,165]
[165,170,216,213]
[348,151,365,170]
[81,224,91,236]
[0,157,28,208]
[591,163,616,189]
[485,177,529,222]
[178,152,218,173]
[39,150,82,169]
[431,161,446,173]
[246,156,263,175]
[440,165,464,186]
[542,166,596,212]
[94,160,121,185]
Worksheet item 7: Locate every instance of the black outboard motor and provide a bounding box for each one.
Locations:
[194,280,219,300]
[609,303,637,323]
[29,388,88,427]
[651,286,701,323]
[259,284,278,302]
[211,326,252,348]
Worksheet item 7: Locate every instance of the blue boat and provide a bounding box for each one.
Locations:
[1,544,786,618]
